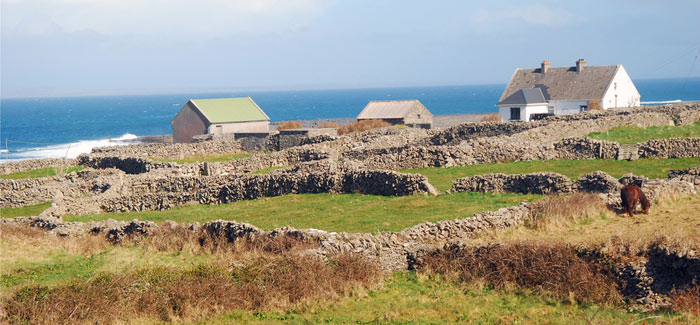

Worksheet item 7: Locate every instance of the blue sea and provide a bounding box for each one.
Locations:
[1,78,699,161]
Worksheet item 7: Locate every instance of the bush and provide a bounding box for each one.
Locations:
[480,113,501,122]
[588,99,603,111]
[277,121,303,130]
[317,122,340,129]
[669,283,700,315]
[418,241,622,305]
[337,120,392,135]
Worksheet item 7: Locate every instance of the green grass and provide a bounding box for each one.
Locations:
[0,167,84,180]
[403,158,700,192]
[64,192,539,233]
[152,152,252,164]
[1,202,51,218]
[215,272,686,324]
[589,121,700,144]
[248,165,291,174]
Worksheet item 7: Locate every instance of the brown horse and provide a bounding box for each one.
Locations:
[620,185,650,217]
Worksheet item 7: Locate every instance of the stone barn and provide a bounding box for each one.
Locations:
[171,97,270,143]
[356,100,433,129]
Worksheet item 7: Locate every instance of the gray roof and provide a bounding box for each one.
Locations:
[499,87,547,105]
[499,65,619,104]
[357,100,429,119]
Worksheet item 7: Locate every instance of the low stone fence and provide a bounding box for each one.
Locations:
[448,171,697,201]
[342,137,619,170]
[668,165,700,185]
[0,158,76,175]
[90,138,243,160]
[426,122,540,145]
[638,138,700,159]
[33,169,437,217]
[77,155,176,174]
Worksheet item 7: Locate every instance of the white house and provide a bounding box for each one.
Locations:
[497,59,641,121]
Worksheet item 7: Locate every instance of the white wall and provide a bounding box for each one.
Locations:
[601,65,641,109]
[498,104,548,122]
[208,121,270,134]
[550,100,590,115]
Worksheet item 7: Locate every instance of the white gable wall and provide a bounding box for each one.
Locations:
[601,66,640,109]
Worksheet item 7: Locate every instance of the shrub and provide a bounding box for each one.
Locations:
[277,121,303,130]
[337,120,392,135]
[317,122,340,129]
[588,99,603,111]
[480,113,501,122]
[418,241,622,305]
[669,283,700,315]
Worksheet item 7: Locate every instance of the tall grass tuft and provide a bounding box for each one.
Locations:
[337,120,392,135]
[317,122,340,128]
[480,113,501,122]
[526,193,608,230]
[277,121,303,130]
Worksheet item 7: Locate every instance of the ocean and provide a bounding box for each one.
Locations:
[1,78,698,161]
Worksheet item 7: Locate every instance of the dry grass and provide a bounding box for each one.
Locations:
[480,113,501,122]
[317,122,339,129]
[418,241,623,305]
[588,99,603,111]
[277,121,303,130]
[337,120,392,135]
[669,283,700,316]
[3,253,380,324]
[526,193,609,230]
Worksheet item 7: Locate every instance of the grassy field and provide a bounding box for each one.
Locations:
[4,196,699,323]
[0,202,51,218]
[151,152,252,164]
[588,121,700,144]
[64,192,539,233]
[0,167,84,180]
[404,157,700,192]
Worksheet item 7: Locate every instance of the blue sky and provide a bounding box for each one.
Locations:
[2,0,699,97]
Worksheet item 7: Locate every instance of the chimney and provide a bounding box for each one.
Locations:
[576,59,587,73]
[541,60,551,74]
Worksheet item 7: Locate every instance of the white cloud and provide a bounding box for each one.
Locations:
[1,0,336,39]
[470,4,583,32]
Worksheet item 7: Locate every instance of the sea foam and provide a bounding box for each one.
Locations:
[0,133,139,162]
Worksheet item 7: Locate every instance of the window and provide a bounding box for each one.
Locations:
[510,107,520,120]
[417,114,421,119]
[614,82,617,90]
[580,105,589,112]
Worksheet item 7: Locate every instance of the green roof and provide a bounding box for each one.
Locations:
[190,97,269,124]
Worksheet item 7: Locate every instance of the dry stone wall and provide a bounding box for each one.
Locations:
[0,158,76,175]
[668,165,700,185]
[638,138,700,159]
[90,138,243,159]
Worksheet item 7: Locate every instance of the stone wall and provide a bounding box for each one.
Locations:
[89,138,243,160]
[448,173,575,194]
[668,165,700,185]
[426,121,541,145]
[638,138,700,159]
[77,155,176,174]
[277,128,338,150]
[0,158,76,175]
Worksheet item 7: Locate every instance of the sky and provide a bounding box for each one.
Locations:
[2,0,700,97]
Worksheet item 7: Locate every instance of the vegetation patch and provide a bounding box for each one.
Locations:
[588,121,700,144]
[1,202,52,218]
[277,120,303,130]
[404,158,700,191]
[248,165,291,175]
[64,192,539,233]
[0,167,84,179]
[337,120,392,135]
[151,152,252,164]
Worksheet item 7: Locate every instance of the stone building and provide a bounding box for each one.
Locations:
[171,97,270,143]
[357,99,433,129]
[497,59,641,122]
